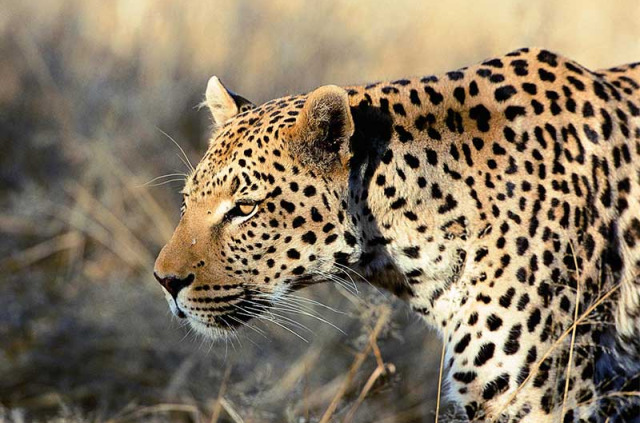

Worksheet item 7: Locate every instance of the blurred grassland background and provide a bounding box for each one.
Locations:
[1,1,639,422]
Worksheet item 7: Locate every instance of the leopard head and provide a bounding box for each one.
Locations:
[154,77,361,338]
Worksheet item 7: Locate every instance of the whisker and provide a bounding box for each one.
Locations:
[312,261,359,296]
[224,315,266,350]
[138,173,188,188]
[156,127,195,173]
[242,302,313,333]
[246,291,346,334]
[313,257,384,298]
[218,319,240,353]
[143,178,188,187]
[235,308,309,343]
[179,319,195,343]
[312,271,359,296]
[226,314,268,339]
[276,293,347,315]
[276,305,345,334]
[257,295,344,329]
[332,261,384,296]
[332,264,359,294]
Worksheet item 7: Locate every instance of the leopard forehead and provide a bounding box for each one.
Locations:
[185,94,307,198]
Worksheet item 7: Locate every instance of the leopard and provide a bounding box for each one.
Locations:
[154,48,640,422]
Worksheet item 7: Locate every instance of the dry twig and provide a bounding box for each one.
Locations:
[318,305,391,423]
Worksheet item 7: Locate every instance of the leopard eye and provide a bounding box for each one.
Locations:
[238,203,256,216]
[224,202,258,222]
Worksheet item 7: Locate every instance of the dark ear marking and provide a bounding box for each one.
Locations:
[288,85,355,171]
[229,90,255,114]
[205,76,255,127]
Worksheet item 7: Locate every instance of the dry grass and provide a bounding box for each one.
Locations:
[1,1,639,422]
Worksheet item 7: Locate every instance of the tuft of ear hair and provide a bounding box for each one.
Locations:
[289,85,355,172]
[205,76,255,127]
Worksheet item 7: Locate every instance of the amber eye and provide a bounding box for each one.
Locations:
[224,202,258,222]
[238,203,256,215]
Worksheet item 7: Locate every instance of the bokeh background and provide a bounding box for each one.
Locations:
[1,1,639,422]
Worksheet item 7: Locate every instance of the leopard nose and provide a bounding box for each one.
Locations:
[154,272,195,299]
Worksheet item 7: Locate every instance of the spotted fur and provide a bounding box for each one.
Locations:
[154,48,640,422]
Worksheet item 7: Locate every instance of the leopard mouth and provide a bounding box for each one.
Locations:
[167,296,188,319]
[180,295,273,336]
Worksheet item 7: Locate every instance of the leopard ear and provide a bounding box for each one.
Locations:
[205,76,255,127]
[289,85,354,171]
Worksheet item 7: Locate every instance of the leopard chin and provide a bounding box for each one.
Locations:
[187,318,236,340]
